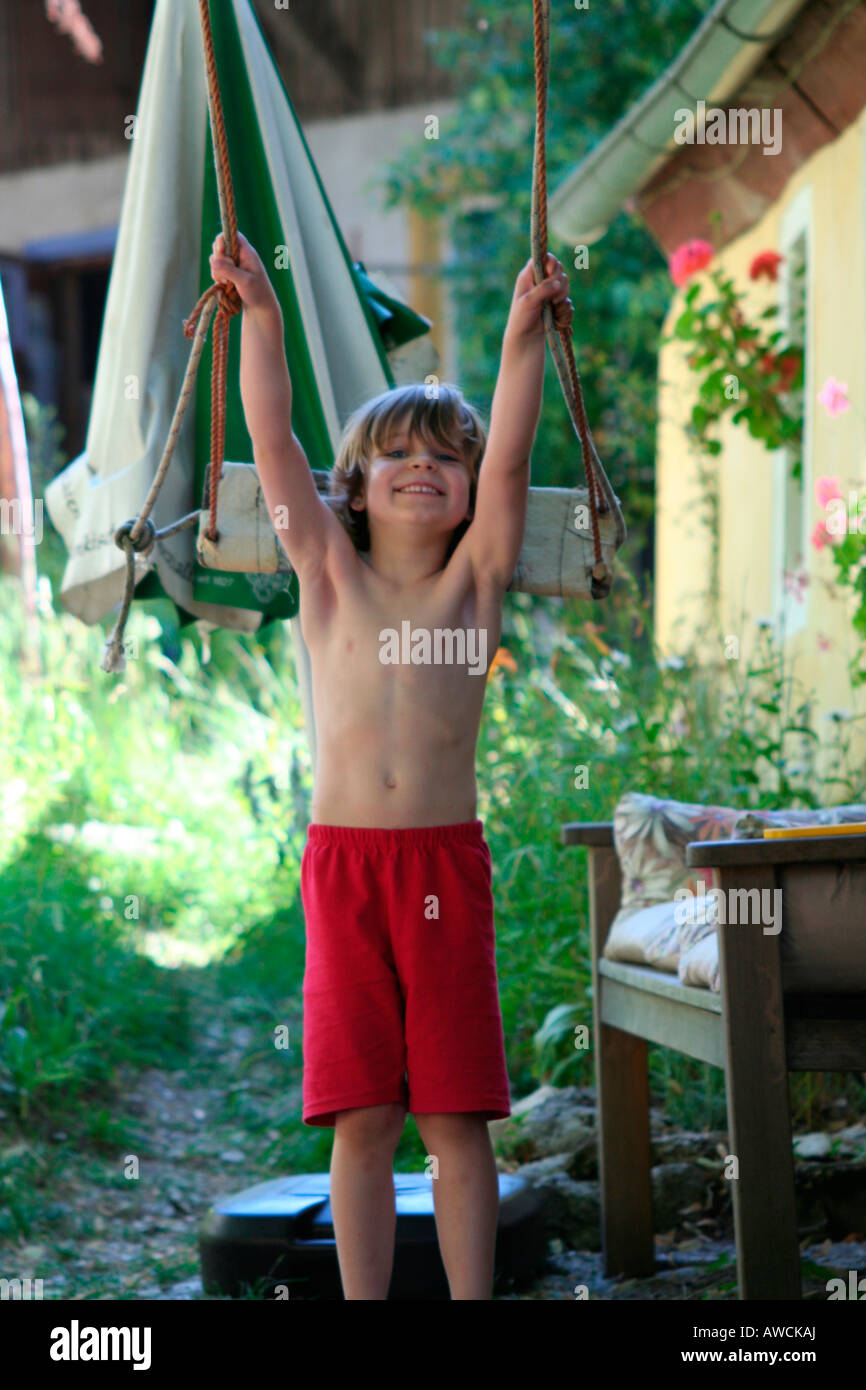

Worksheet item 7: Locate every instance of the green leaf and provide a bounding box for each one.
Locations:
[693,350,718,370]
[700,368,731,396]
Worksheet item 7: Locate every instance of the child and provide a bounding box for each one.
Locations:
[210,230,572,1300]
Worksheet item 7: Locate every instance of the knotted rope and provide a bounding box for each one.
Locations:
[101,0,240,672]
[531,0,625,595]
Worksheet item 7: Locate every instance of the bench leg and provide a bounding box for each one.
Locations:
[717,865,801,1300]
[596,1022,655,1276]
[587,845,654,1276]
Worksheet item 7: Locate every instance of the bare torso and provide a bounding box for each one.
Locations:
[298,542,504,828]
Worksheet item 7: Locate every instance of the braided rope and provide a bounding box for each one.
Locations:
[531,0,626,591]
[194,0,241,541]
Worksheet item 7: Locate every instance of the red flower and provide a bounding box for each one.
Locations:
[757,351,800,393]
[669,239,714,288]
[778,354,800,386]
[750,251,784,282]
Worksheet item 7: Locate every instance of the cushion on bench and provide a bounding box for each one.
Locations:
[602,792,866,993]
[678,917,721,991]
[603,793,740,973]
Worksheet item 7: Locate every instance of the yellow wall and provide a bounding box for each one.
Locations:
[655,106,866,773]
[408,207,444,360]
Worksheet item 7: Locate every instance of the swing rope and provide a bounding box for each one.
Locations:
[101,0,625,673]
[183,0,241,544]
[531,0,625,592]
[101,0,242,672]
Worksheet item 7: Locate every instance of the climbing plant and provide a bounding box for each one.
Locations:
[663,239,805,478]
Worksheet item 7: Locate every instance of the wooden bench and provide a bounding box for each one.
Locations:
[562,821,866,1300]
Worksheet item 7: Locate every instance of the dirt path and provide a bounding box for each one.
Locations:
[21,973,866,1301]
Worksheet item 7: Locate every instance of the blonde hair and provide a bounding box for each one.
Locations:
[328,382,487,557]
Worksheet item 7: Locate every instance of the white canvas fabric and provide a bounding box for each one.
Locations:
[43,0,250,629]
[43,0,390,636]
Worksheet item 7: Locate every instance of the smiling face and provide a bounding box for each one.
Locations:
[350,418,473,540]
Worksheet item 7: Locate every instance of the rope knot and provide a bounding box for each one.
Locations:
[114,517,156,558]
[183,279,241,339]
[217,282,242,317]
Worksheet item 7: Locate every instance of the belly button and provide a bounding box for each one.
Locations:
[385,774,397,789]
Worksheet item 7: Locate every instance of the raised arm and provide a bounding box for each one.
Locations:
[210,231,348,580]
[466,255,572,588]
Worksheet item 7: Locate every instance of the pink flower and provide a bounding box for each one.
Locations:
[818,378,851,418]
[817,633,832,652]
[749,251,784,282]
[783,568,809,602]
[811,521,830,551]
[810,519,843,552]
[815,475,842,509]
[669,239,714,288]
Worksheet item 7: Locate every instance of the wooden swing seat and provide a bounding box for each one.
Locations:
[195,460,623,599]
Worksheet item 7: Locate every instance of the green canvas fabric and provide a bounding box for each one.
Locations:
[352,262,433,350]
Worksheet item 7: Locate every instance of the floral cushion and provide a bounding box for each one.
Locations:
[603,792,741,968]
[603,793,866,987]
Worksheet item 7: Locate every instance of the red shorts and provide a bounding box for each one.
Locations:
[300,820,511,1127]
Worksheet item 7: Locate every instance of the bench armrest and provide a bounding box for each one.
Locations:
[561,822,614,847]
[686,833,866,868]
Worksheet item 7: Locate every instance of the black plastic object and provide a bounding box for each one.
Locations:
[199,1171,548,1300]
